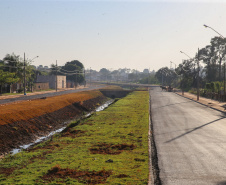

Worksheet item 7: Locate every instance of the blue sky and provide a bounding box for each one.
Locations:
[1,0,226,71]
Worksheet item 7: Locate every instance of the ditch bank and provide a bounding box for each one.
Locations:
[0,90,110,155]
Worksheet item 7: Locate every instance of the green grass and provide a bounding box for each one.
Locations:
[0,91,149,184]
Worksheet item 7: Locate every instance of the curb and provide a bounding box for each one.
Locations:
[148,89,162,185]
[174,92,226,114]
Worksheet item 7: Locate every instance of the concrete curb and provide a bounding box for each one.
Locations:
[148,89,162,185]
[174,92,226,114]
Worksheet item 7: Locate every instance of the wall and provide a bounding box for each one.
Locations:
[33,82,49,91]
[36,75,66,89]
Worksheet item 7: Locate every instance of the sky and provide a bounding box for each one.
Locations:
[1,0,226,72]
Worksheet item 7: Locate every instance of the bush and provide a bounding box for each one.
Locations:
[205,83,211,91]
[17,88,23,93]
[210,82,215,92]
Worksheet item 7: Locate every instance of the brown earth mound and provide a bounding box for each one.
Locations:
[0,91,108,154]
[0,167,15,176]
[41,165,112,184]
[89,143,136,155]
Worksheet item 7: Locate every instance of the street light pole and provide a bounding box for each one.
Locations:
[204,24,226,101]
[224,63,226,101]
[24,53,26,95]
[203,24,224,39]
[197,48,200,101]
[84,68,86,87]
[180,51,192,59]
[180,50,200,101]
[56,60,58,92]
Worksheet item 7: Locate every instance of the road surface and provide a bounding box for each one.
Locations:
[150,87,226,185]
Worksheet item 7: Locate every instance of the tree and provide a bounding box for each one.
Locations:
[3,53,21,73]
[155,67,177,87]
[99,68,110,81]
[50,60,85,84]
[0,70,19,94]
[210,37,226,80]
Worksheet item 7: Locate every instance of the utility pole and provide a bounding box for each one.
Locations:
[24,52,26,95]
[84,69,86,87]
[197,48,200,101]
[224,63,225,101]
[148,68,149,84]
[90,67,91,84]
[56,60,58,92]
[75,70,77,88]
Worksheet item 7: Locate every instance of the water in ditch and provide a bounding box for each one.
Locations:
[10,99,114,155]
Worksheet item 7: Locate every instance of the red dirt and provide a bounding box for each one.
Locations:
[42,165,112,184]
[0,167,15,176]
[61,129,86,138]
[0,91,108,154]
[115,174,130,178]
[89,143,136,155]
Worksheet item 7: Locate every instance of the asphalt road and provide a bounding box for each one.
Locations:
[150,87,226,185]
[0,85,105,105]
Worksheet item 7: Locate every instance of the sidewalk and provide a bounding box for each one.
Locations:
[175,91,226,113]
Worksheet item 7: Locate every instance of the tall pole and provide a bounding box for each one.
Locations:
[84,69,86,87]
[224,63,225,101]
[197,48,200,101]
[75,70,77,88]
[148,68,149,84]
[56,60,58,92]
[203,24,224,39]
[90,67,91,84]
[24,52,26,95]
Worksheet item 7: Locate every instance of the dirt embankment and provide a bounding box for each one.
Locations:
[0,90,108,155]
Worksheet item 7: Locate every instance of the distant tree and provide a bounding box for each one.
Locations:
[3,53,21,73]
[50,60,85,84]
[143,69,149,74]
[0,70,19,94]
[99,68,109,75]
[155,67,177,86]
[99,68,110,81]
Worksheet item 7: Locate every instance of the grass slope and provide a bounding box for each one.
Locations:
[0,91,149,184]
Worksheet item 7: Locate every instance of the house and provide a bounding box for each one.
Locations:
[36,75,66,89]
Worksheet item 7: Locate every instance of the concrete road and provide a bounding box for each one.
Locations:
[150,87,226,185]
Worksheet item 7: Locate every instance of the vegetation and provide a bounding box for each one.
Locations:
[0,91,149,184]
[51,60,85,85]
[155,36,226,98]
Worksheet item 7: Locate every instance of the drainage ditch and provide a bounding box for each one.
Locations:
[10,99,114,155]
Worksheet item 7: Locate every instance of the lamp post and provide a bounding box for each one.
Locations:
[56,60,58,92]
[180,50,200,100]
[203,24,224,39]
[23,53,39,95]
[204,24,226,101]
[83,68,86,87]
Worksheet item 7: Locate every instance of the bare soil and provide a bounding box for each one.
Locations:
[41,165,112,184]
[0,91,108,155]
[89,143,136,155]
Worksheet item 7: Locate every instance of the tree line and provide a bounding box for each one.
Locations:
[155,36,226,99]
[0,53,85,94]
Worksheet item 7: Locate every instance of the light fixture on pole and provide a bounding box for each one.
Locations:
[204,24,226,101]
[203,24,224,39]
